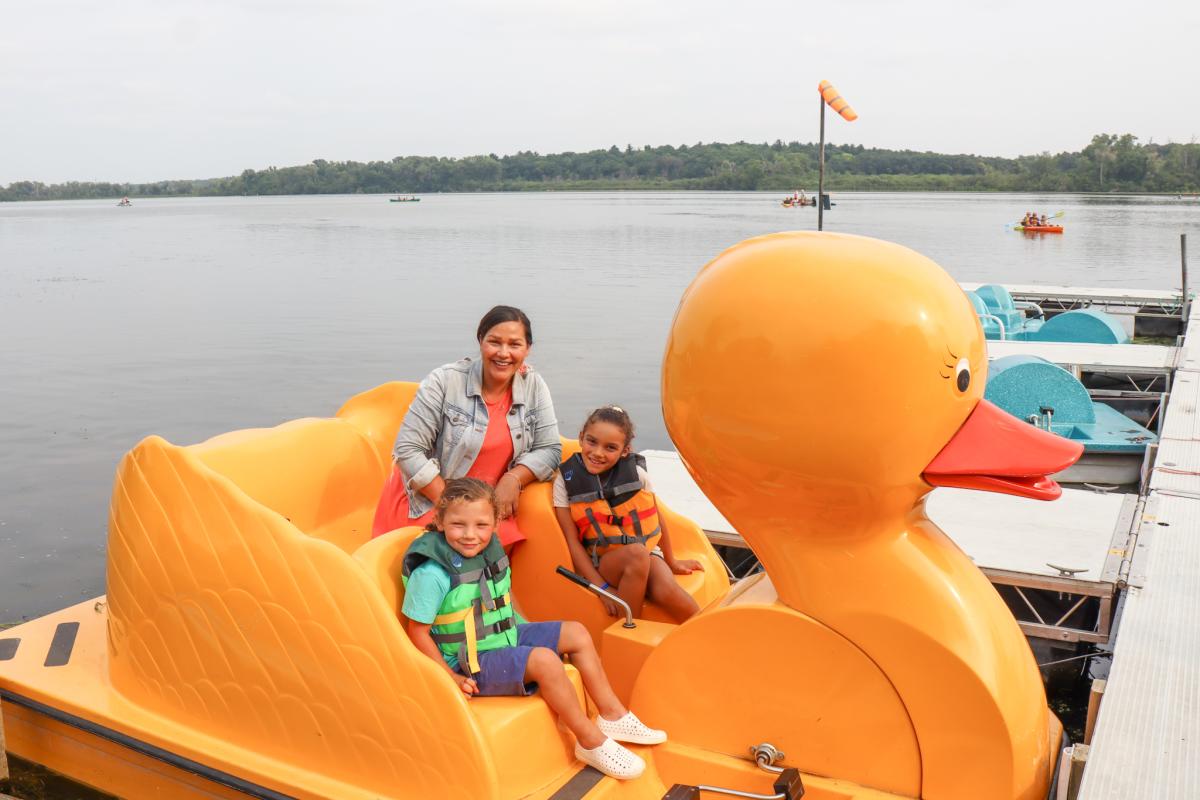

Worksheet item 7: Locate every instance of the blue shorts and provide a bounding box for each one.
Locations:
[461,621,563,696]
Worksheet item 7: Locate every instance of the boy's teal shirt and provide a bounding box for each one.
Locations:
[402,561,459,669]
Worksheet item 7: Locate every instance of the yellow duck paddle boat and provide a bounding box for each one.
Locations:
[0,232,1082,799]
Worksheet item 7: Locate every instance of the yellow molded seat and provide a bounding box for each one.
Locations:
[188,382,417,555]
[191,416,388,553]
[353,528,585,799]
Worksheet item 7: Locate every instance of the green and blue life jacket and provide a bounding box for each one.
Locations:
[401,531,517,674]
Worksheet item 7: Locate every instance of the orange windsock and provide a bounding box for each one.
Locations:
[818,80,857,121]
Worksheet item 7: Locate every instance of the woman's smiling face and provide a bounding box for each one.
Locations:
[479,321,529,388]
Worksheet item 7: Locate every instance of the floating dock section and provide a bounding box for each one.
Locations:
[1080,295,1200,798]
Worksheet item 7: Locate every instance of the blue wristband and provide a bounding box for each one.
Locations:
[599,582,611,591]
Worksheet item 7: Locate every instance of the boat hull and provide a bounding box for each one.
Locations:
[1,697,252,800]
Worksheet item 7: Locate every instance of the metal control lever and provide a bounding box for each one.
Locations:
[661,767,804,800]
[555,566,636,628]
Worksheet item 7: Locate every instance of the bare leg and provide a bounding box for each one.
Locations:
[647,556,701,622]
[525,646,606,749]
[598,545,651,618]
[556,620,625,720]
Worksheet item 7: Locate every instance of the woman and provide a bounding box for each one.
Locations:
[372,305,562,546]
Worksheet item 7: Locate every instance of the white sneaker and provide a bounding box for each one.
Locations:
[575,737,645,779]
[597,711,667,745]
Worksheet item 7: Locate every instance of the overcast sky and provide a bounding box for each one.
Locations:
[2,0,1197,185]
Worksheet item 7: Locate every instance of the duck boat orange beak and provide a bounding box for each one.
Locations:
[923,399,1084,500]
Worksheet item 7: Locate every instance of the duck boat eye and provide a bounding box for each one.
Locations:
[955,358,971,392]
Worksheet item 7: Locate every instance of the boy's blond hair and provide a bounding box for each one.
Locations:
[426,477,498,531]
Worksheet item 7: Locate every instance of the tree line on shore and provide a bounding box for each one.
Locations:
[3,134,1198,202]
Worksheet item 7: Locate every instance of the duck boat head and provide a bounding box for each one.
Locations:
[638,231,1082,799]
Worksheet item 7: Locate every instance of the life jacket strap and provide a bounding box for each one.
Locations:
[574,505,658,531]
[431,592,515,676]
[450,553,510,587]
[582,528,661,548]
[431,612,515,645]
[579,507,601,567]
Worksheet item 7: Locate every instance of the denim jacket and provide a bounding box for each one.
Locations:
[393,357,562,518]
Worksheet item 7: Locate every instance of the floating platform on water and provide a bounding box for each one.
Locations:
[986,340,1177,379]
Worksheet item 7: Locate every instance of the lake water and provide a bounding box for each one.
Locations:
[1,191,1197,621]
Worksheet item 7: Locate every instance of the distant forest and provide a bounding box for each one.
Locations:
[4,134,1199,201]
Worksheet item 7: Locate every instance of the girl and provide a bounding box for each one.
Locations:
[402,478,664,779]
[554,406,703,623]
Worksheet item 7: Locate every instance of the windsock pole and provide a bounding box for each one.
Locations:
[816,80,856,231]
[818,97,827,231]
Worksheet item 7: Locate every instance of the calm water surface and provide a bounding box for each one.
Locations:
[1,191,1197,620]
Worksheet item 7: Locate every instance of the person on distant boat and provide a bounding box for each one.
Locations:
[372,305,561,547]
[1039,214,1048,226]
[553,405,703,623]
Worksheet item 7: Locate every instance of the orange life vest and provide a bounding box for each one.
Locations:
[561,453,661,564]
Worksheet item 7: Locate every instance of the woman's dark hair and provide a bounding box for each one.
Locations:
[580,405,635,446]
[427,477,497,531]
[476,305,533,345]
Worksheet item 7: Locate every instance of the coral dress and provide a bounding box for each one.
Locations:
[372,391,525,546]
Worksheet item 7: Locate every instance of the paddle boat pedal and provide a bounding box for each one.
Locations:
[985,354,1157,484]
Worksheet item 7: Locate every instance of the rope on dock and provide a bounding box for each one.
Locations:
[1038,651,1112,669]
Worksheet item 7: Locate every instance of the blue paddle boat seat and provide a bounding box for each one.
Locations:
[985,355,1156,454]
[967,291,1008,340]
[970,285,1131,344]
[974,284,1043,335]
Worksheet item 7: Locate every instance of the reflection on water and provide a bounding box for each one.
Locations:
[1,191,1197,619]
